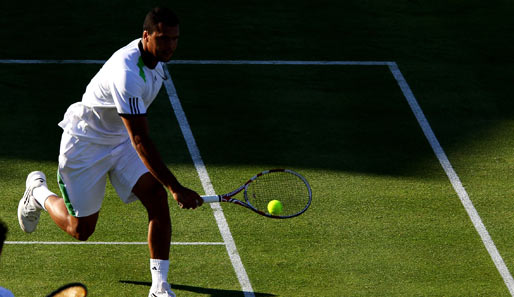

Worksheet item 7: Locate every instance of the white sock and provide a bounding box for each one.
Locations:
[150,259,169,288]
[32,186,57,211]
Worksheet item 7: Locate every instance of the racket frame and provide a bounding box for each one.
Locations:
[202,169,312,219]
[46,282,87,297]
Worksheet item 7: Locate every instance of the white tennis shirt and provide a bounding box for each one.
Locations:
[59,38,165,145]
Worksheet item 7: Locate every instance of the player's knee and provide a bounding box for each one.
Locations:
[144,185,169,215]
[74,232,92,241]
[69,220,96,241]
[153,186,169,209]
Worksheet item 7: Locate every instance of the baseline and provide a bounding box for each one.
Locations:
[5,241,225,245]
[0,59,392,65]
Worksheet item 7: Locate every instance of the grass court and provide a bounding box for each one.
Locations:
[1,1,514,296]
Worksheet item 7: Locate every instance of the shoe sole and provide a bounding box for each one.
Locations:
[17,171,45,233]
[18,188,38,233]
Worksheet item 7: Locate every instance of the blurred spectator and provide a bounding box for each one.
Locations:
[0,220,14,297]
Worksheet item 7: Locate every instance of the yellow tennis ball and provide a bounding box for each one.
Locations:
[267,200,283,215]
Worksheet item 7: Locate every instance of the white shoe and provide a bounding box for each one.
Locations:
[148,282,176,297]
[17,171,46,233]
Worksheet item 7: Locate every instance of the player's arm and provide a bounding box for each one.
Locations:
[120,115,202,209]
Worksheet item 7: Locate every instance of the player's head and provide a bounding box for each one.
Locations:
[142,7,180,62]
[143,6,179,33]
[0,220,7,256]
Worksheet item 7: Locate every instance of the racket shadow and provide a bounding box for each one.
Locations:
[119,280,276,297]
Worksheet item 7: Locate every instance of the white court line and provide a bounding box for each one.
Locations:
[162,66,255,297]
[0,59,105,64]
[389,62,514,296]
[0,59,392,66]
[168,60,392,65]
[5,241,225,245]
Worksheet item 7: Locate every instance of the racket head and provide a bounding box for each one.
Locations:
[243,169,312,219]
[46,283,87,297]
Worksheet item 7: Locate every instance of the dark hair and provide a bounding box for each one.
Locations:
[143,7,179,33]
[0,220,7,255]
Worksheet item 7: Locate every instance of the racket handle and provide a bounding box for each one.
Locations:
[201,195,221,203]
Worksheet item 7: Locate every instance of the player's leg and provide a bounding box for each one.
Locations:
[18,170,101,241]
[132,173,174,297]
[18,133,109,240]
[109,141,174,297]
[44,195,99,241]
[132,172,171,260]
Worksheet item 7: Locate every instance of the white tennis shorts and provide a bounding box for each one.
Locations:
[57,132,149,217]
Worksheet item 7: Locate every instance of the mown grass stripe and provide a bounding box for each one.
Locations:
[389,62,514,296]
[163,65,256,297]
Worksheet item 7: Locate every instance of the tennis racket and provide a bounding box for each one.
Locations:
[201,169,312,219]
[46,283,87,297]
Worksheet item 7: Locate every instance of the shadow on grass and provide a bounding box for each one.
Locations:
[2,63,512,179]
[119,280,276,297]
[0,64,439,179]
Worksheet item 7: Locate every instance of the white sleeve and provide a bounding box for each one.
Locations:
[111,69,147,115]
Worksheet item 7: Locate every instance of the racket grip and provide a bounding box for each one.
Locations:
[201,195,221,203]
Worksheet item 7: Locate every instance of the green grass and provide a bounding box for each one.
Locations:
[2,0,514,296]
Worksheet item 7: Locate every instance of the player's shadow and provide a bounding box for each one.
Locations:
[119,280,276,297]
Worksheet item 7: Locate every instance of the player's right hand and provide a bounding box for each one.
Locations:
[171,185,203,209]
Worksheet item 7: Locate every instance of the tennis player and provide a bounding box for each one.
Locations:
[17,7,201,297]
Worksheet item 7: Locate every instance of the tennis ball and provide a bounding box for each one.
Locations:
[267,200,283,215]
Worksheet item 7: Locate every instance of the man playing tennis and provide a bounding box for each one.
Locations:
[17,7,201,297]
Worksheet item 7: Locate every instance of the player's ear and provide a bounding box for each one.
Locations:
[143,30,150,41]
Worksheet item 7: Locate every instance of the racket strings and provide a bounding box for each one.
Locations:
[245,171,310,216]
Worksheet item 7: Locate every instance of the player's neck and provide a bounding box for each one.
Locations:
[138,40,158,69]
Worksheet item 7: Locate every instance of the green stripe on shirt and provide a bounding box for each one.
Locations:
[137,56,147,82]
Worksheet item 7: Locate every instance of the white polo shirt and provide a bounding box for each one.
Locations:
[59,38,166,145]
